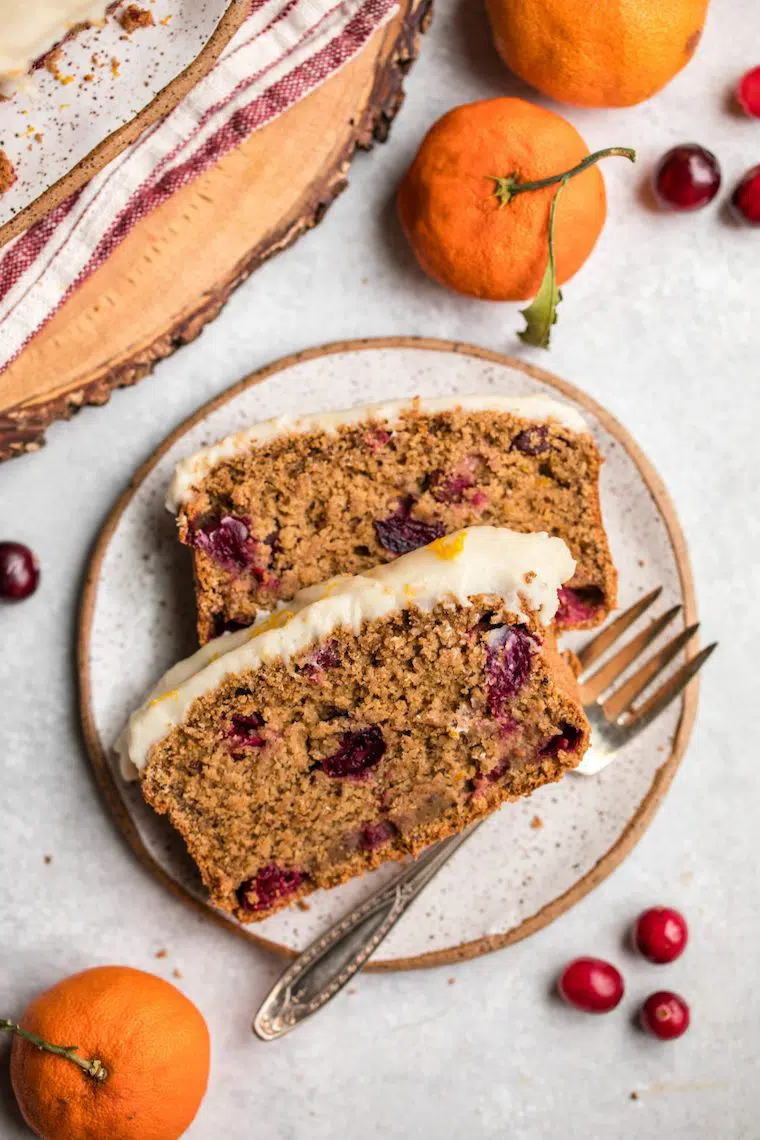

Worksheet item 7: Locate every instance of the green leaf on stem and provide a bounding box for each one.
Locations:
[518,179,566,350]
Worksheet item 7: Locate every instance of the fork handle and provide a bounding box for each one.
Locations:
[253,825,476,1040]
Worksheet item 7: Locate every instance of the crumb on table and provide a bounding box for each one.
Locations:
[155,948,168,959]
[296,899,311,911]
[530,814,543,830]
[43,854,53,865]
[172,968,183,979]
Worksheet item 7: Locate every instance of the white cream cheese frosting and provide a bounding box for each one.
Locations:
[166,394,589,512]
[117,526,576,779]
[0,0,110,83]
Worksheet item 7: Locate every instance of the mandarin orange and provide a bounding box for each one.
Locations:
[8,966,210,1140]
[486,0,710,108]
[397,98,607,303]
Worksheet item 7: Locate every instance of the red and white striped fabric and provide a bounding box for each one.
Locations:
[0,0,398,372]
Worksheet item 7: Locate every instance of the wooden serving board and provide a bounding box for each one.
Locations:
[0,0,431,461]
[0,0,250,249]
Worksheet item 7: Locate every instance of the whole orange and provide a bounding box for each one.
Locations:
[397,98,606,302]
[9,966,210,1140]
[486,0,710,108]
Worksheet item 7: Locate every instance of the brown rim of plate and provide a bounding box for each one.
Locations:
[0,0,249,251]
[77,336,699,971]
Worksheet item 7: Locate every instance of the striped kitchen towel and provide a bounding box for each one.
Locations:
[0,0,398,371]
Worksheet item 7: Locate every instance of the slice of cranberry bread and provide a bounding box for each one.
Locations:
[166,396,617,643]
[2,2,112,87]
[119,527,590,923]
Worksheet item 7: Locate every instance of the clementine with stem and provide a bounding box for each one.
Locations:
[6,966,210,1140]
[397,98,635,348]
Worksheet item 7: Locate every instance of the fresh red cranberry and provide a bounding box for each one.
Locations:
[511,425,551,455]
[485,623,536,716]
[731,165,760,226]
[737,66,760,118]
[190,515,253,572]
[633,907,688,964]
[540,722,582,757]
[374,501,445,554]
[318,726,386,779]
[653,145,722,211]
[237,863,305,912]
[640,992,690,1040]
[555,586,604,627]
[558,958,625,1014]
[0,542,40,602]
[227,713,266,750]
[360,819,398,850]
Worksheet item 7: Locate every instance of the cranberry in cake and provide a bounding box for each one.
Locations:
[118,527,590,923]
[166,396,616,643]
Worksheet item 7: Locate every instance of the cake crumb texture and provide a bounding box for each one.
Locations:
[140,598,589,922]
[176,406,616,642]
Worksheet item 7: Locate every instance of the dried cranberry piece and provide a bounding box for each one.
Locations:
[485,624,536,716]
[252,567,280,593]
[556,586,604,627]
[540,722,581,757]
[228,713,266,749]
[318,726,386,779]
[212,614,251,638]
[236,863,305,912]
[301,641,340,678]
[365,427,392,450]
[190,515,253,572]
[360,819,398,850]
[485,757,511,784]
[427,470,470,504]
[511,426,551,455]
[374,499,445,554]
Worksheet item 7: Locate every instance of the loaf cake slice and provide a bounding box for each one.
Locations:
[166,395,617,644]
[119,527,590,923]
[1,1,111,87]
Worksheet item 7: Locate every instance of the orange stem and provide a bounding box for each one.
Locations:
[0,1018,108,1081]
[492,147,637,206]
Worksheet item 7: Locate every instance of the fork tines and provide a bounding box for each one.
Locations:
[578,588,717,738]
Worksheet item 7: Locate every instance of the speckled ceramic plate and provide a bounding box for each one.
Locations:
[78,337,698,969]
[0,0,248,247]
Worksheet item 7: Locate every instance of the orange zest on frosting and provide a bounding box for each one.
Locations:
[148,687,179,707]
[429,532,467,561]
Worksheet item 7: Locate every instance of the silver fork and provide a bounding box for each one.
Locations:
[254,589,716,1041]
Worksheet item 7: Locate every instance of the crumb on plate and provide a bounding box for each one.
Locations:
[119,4,155,32]
[0,149,17,195]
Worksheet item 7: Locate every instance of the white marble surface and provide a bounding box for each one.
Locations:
[0,0,758,1136]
